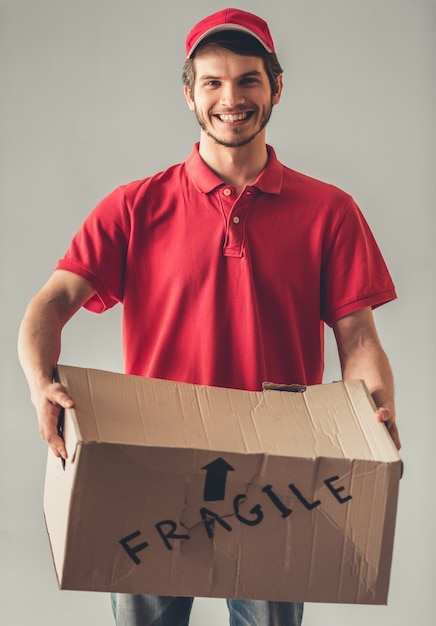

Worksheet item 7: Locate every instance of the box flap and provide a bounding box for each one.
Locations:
[56,365,401,464]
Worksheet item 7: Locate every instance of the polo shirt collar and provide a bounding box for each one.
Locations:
[185,142,283,195]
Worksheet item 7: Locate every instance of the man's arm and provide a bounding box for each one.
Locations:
[333,306,401,450]
[18,270,96,460]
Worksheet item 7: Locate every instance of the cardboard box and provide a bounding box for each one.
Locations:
[44,365,401,604]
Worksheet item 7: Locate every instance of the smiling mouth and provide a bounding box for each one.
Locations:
[214,111,253,123]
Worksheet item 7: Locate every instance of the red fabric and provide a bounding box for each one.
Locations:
[57,144,396,390]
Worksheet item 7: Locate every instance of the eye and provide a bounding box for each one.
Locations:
[240,76,260,85]
[204,80,221,88]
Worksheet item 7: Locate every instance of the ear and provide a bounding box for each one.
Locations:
[271,74,284,106]
[184,85,195,111]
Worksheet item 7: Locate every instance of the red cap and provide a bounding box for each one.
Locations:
[186,8,275,58]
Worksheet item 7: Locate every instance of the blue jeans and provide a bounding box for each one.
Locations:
[111,594,304,625]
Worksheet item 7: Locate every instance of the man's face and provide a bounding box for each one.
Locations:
[184,46,282,149]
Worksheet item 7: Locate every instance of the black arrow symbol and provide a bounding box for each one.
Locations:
[201,457,235,501]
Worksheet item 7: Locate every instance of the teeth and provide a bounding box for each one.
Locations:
[218,113,248,122]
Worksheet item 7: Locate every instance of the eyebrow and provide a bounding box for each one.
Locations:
[198,70,263,82]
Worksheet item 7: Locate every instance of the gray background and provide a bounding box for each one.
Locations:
[1,0,435,624]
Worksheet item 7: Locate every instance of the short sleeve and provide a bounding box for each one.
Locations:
[321,198,397,326]
[56,186,130,313]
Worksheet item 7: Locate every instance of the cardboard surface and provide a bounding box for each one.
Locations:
[43,365,402,604]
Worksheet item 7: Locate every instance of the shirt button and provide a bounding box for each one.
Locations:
[223,188,232,196]
[233,216,240,224]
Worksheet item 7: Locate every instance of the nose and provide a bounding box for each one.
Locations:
[220,82,245,108]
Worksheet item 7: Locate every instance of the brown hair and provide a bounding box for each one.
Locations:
[182,31,283,96]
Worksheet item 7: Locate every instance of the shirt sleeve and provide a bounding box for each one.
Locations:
[56,186,130,313]
[321,197,397,326]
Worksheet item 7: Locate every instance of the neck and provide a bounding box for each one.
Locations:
[198,132,269,195]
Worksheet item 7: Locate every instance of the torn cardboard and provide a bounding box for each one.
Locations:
[43,365,402,604]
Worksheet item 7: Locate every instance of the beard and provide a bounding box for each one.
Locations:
[193,101,273,148]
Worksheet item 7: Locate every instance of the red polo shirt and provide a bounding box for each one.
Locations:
[57,144,396,390]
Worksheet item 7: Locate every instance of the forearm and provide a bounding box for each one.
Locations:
[18,294,64,404]
[340,339,395,414]
[19,271,94,400]
[333,307,400,450]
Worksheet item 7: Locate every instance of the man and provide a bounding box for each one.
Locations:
[18,7,401,626]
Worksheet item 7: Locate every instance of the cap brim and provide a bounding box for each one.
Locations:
[187,24,273,58]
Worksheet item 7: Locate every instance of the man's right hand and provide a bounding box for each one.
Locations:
[18,270,96,461]
[35,382,75,460]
